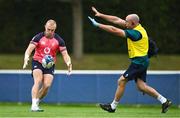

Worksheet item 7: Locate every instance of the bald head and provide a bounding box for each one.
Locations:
[125,14,140,28]
[126,14,139,23]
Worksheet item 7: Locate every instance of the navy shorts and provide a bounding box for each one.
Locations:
[32,60,55,75]
[123,63,147,82]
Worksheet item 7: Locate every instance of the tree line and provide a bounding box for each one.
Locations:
[0,0,179,55]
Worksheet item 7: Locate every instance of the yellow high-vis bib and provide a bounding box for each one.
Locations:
[127,24,148,58]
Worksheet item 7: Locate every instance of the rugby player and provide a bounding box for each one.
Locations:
[23,19,72,112]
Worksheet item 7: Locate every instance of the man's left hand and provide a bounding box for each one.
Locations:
[88,16,99,27]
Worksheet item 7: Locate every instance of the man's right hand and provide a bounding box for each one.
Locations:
[23,55,29,69]
[67,63,72,76]
[92,6,101,17]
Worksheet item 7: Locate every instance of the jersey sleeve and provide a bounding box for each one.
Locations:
[30,32,44,45]
[54,33,67,52]
[124,29,142,41]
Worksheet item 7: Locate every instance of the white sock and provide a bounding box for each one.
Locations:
[37,99,40,106]
[157,94,167,104]
[111,100,119,110]
[32,98,39,107]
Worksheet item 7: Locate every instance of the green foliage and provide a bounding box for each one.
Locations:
[84,0,180,54]
[0,0,179,54]
[0,0,72,53]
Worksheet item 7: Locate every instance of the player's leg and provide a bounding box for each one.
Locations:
[38,65,55,99]
[136,78,172,113]
[31,69,43,111]
[114,76,128,101]
[31,60,44,112]
[38,74,54,99]
[100,63,140,113]
[136,79,160,98]
[100,75,128,112]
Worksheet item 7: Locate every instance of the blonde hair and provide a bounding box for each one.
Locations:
[45,19,57,29]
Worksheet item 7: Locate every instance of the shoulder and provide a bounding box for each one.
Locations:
[32,32,44,42]
[124,29,142,41]
[54,33,66,46]
[54,33,63,41]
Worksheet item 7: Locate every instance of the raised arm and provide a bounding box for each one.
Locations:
[88,16,126,38]
[98,24,126,37]
[92,6,126,28]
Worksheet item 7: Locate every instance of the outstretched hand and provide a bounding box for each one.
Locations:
[92,6,101,17]
[88,16,99,27]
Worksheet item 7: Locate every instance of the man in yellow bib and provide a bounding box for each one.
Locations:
[89,6,171,113]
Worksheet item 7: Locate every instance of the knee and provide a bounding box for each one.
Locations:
[117,76,127,86]
[33,80,42,86]
[43,83,51,90]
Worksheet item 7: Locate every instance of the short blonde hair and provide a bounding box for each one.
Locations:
[45,19,57,29]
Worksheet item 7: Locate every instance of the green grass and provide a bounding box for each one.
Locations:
[0,54,180,70]
[0,103,179,118]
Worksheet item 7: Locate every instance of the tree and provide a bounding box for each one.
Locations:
[72,0,83,59]
[58,0,83,59]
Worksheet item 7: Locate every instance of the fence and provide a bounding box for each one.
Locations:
[0,70,179,105]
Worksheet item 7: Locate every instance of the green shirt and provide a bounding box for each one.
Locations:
[131,55,149,68]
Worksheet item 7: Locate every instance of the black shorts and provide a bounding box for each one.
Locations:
[32,60,55,75]
[123,63,147,82]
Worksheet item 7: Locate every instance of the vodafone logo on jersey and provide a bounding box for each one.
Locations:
[44,47,51,54]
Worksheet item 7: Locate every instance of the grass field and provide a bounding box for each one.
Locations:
[0,103,179,118]
[0,54,180,70]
